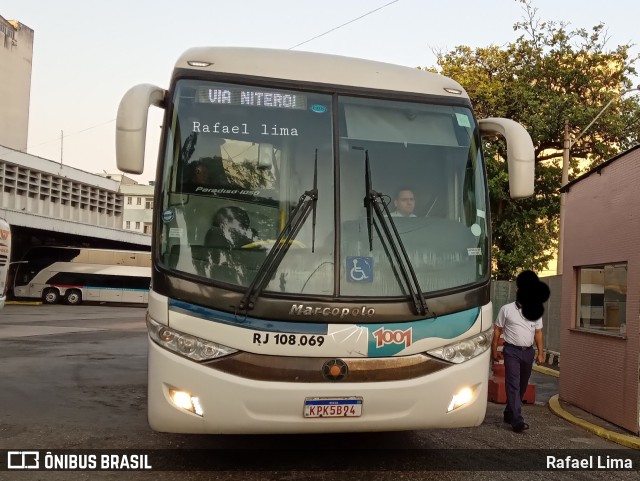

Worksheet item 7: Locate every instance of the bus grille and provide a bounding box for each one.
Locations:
[203,352,450,383]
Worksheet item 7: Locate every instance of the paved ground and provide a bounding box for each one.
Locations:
[1,303,639,480]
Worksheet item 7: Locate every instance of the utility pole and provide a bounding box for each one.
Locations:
[556,120,570,275]
[60,130,64,165]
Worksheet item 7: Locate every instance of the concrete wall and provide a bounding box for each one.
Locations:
[0,148,123,229]
[0,17,33,151]
[560,146,640,434]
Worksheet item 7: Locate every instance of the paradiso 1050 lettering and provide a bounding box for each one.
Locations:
[289,304,375,318]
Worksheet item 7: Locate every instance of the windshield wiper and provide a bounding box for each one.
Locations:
[362,150,431,317]
[238,150,318,312]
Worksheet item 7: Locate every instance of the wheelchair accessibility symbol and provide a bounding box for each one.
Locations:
[347,256,373,283]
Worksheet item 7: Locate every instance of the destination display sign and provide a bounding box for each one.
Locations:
[196,87,307,110]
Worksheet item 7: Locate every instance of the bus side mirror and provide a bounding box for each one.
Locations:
[479,118,535,199]
[116,84,166,174]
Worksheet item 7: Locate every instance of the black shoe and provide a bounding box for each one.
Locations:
[513,422,529,433]
[503,413,512,424]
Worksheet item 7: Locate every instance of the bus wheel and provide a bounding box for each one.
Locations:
[64,289,82,305]
[43,288,60,304]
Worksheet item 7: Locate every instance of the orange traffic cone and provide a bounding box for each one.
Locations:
[488,335,536,404]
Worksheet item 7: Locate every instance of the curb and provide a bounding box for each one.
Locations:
[4,301,42,306]
[532,364,559,377]
[548,395,640,449]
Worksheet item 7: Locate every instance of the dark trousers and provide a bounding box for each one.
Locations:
[503,343,534,427]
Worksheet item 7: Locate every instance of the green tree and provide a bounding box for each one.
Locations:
[425,0,640,279]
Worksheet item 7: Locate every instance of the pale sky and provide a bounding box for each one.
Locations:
[2,0,639,184]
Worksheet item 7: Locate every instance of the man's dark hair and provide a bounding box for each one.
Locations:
[395,187,414,199]
[516,270,550,321]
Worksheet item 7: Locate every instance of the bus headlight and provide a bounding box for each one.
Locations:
[147,316,237,362]
[427,328,493,364]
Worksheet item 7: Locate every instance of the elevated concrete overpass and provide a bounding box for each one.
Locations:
[2,209,151,261]
[1,146,151,261]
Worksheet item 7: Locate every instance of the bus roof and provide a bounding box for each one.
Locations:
[175,47,469,100]
[24,246,150,253]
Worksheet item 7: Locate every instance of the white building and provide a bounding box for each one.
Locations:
[107,177,155,235]
[0,16,33,151]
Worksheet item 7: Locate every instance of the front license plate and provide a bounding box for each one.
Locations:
[303,397,363,418]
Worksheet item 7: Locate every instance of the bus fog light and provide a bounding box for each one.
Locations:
[447,386,476,412]
[169,387,204,416]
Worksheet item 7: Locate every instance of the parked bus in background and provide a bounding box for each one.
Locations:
[13,246,151,305]
[0,218,11,309]
[116,47,535,434]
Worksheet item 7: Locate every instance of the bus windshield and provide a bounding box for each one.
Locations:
[159,79,489,298]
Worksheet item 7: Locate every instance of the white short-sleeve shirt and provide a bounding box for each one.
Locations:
[390,211,416,217]
[495,302,543,347]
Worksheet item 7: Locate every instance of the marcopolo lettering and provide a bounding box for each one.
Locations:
[289,304,375,318]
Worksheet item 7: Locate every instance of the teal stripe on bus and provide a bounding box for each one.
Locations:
[52,285,149,292]
[168,299,480,346]
[169,298,328,335]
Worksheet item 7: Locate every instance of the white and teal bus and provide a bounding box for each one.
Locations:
[116,47,535,434]
[0,218,11,309]
[13,246,151,305]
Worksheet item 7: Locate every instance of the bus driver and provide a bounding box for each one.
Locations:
[390,188,416,217]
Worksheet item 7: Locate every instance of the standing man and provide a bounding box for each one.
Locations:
[390,188,416,217]
[491,270,549,433]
